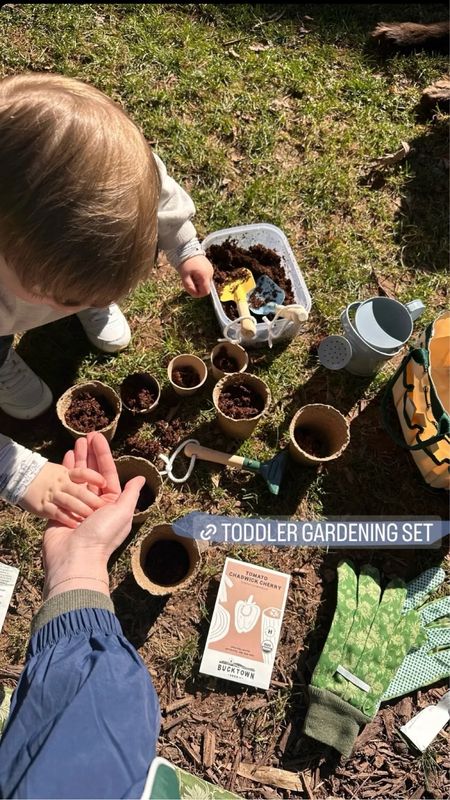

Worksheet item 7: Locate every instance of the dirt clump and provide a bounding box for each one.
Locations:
[125,434,160,463]
[172,366,200,388]
[66,392,114,433]
[295,426,330,457]
[218,382,264,419]
[213,346,239,373]
[121,374,158,411]
[144,539,190,586]
[125,419,188,463]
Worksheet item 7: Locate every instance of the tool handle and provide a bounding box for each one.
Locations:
[184,442,246,469]
[236,297,257,338]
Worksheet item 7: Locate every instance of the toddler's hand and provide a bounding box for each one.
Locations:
[178,255,214,297]
[21,458,107,528]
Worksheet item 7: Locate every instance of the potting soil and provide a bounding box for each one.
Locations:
[66,392,114,433]
[144,539,190,586]
[218,382,264,419]
[172,366,200,388]
[207,239,295,319]
[213,346,239,373]
[295,426,331,458]
[121,374,158,411]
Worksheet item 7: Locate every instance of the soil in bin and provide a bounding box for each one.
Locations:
[66,392,114,433]
[213,346,239,373]
[120,480,155,512]
[144,539,190,586]
[206,239,295,319]
[172,366,200,388]
[218,382,264,419]
[121,374,158,411]
[295,426,331,458]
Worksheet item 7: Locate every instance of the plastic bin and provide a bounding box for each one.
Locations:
[203,223,312,347]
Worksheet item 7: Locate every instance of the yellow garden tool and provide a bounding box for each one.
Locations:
[219,269,257,339]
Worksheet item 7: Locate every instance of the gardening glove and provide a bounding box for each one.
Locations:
[303,561,425,757]
[382,566,450,701]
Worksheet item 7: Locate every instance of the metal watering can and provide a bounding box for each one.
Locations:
[318,297,425,376]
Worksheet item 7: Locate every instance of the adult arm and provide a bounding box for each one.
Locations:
[0,594,159,800]
[0,434,160,799]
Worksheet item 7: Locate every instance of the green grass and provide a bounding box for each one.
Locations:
[0,0,448,533]
[170,633,200,680]
[0,7,449,759]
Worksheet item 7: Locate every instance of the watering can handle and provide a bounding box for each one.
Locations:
[341,301,361,339]
[184,442,261,471]
[405,299,425,322]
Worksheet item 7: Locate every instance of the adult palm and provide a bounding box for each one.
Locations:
[43,433,144,586]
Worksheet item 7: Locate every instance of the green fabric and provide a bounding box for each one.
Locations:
[382,567,450,700]
[31,590,114,634]
[177,767,240,800]
[304,561,425,755]
[402,567,446,612]
[304,686,369,757]
[146,759,240,799]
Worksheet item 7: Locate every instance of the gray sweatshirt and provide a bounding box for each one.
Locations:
[0,153,204,504]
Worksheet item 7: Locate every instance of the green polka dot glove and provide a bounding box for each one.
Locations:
[303,561,425,757]
[382,566,450,701]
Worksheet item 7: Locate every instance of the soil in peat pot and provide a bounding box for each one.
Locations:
[172,366,200,388]
[218,382,264,419]
[295,426,331,458]
[121,374,158,411]
[144,539,190,586]
[66,392,114,433]
[120,480,155,512]
[213,346,239,373]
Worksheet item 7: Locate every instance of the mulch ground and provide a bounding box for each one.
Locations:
[110,543,450,800]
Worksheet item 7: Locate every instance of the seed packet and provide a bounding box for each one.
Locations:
[200,558,290,690]
[0,562,19,635]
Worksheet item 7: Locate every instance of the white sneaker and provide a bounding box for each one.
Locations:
[77,304,131,353]
[0,349,53,419]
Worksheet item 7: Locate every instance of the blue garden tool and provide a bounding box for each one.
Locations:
[247,275,285,316]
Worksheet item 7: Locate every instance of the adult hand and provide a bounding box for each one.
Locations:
[178,254,214,297]
[43,433,145,599]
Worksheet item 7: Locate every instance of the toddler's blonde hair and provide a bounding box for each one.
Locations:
[0,73,160,306]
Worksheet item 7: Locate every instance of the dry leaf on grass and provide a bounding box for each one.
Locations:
[370,141,411,169]
[371,269,397,299]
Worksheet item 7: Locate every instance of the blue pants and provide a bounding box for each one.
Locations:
[0,335,13,367]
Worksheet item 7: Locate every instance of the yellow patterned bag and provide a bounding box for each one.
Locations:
[383,311,450,490]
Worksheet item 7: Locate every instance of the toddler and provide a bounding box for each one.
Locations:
[0,72,213,525]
